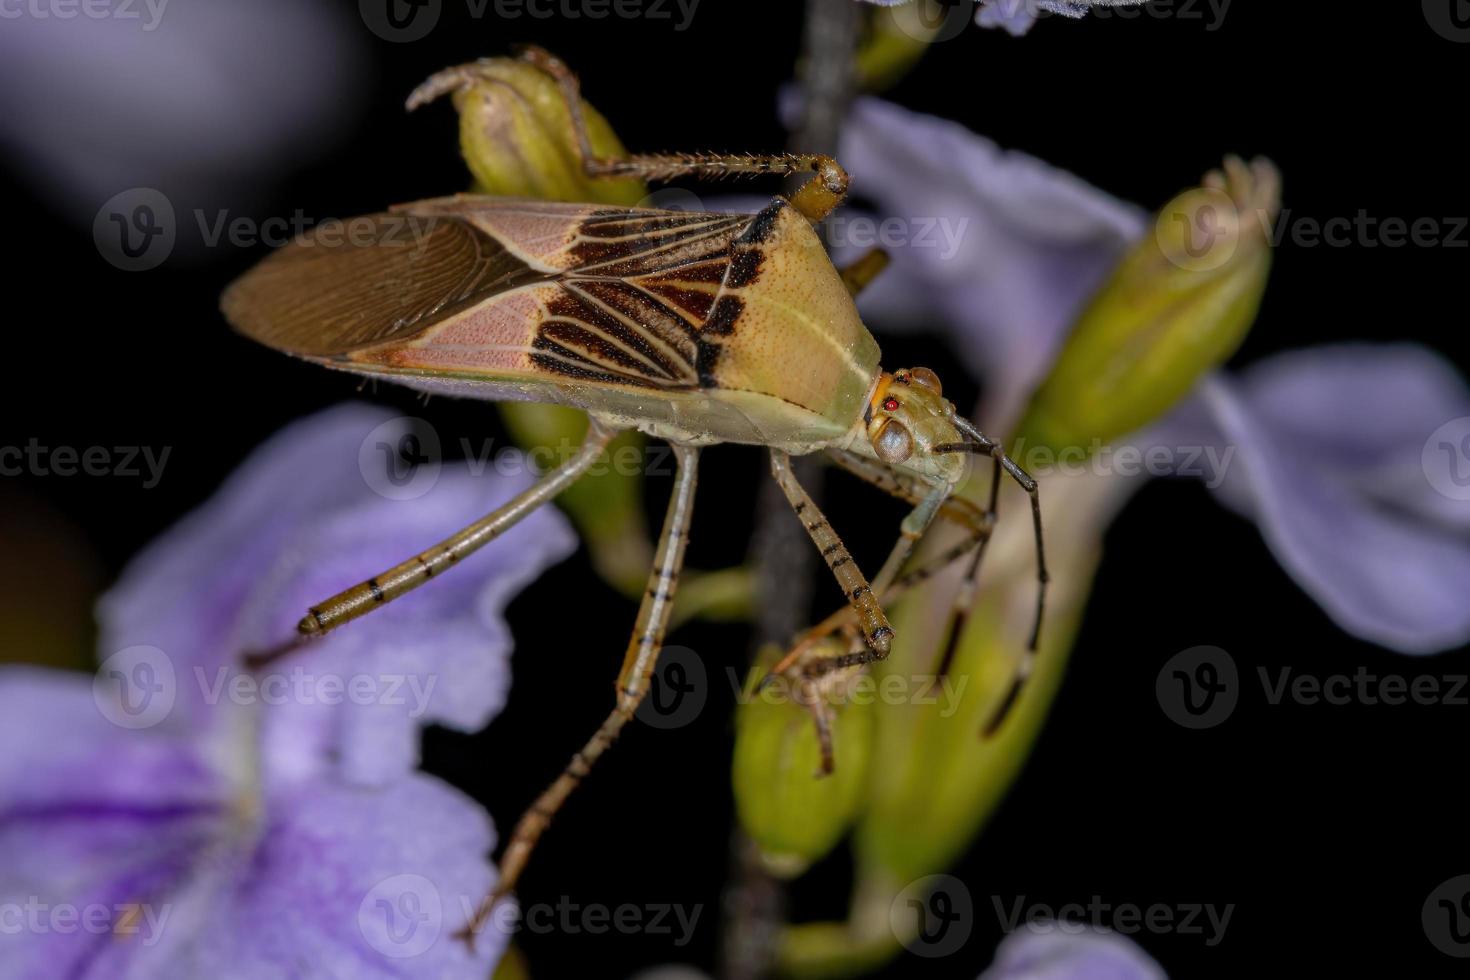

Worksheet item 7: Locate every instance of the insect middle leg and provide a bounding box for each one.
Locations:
[457,443,700,946]
[515,46,851,224]
[254,419,618,664]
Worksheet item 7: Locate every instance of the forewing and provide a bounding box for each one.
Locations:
[222,197,753,393]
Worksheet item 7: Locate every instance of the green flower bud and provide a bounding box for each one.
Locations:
[733,642,876,877]
[423,57,661,598]
[1019,156,1281,452]
[776,473,1131,977]
[423,57,646,206]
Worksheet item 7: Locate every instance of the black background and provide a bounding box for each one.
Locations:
[3,1,1468,977]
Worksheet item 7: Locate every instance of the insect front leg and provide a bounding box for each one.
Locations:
[248,420,619,667]
[760,448,998,684]
[769,449,893,657]
[457,443,700,948]
[762,497,991,686]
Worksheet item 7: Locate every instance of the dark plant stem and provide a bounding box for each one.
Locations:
[720,1,860,978]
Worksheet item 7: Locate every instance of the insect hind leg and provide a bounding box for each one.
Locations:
[513,46,850,224]
[456,444,700,949]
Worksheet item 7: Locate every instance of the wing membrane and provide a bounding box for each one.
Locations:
[221,196,750,392]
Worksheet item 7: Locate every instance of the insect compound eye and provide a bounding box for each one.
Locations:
[873,419,914,465]
[908,367,942,395]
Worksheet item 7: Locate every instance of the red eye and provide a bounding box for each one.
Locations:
[882,397,900,412]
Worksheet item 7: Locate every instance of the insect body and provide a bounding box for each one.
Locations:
[225,194,880,455]
[222,49,1046,944]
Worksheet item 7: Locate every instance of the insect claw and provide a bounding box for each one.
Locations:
[242,633,316,672]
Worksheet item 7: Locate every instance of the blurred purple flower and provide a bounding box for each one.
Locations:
[0,404,577,975]
[982,928,1167,980]
[0,667,503,978]
[834,96,1470,654]
[0,0,367,237]
[99,404,576,783]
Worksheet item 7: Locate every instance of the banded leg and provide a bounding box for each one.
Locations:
[275,420,616,654]
[458,444,700,946]
[518,46,850,224]
[769,450,893,657]
[761,448,999,683]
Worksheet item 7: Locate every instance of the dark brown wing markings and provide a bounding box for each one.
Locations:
[536,208,754,389]
[225,204,766,392]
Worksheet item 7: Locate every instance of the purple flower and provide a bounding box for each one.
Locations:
[0,668,502,978]
[98,404,576,783]
[0,405,577,975]
[833,96,1470,654]
[982,928,1167,980]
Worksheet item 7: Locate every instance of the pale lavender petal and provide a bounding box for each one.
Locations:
[1228,344,1470,529]
[1180,351,1470,653]
[835,97,1146,432]
[976,0,1042,34]
[0,671,502,979]
[0,667,228,814]
[983,928,1167,980]
[0,669,230,979]
[138,776,504,980]
[98,405,577,783]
